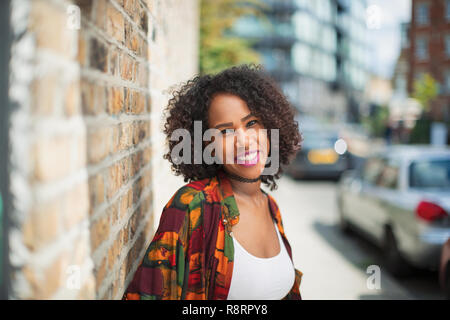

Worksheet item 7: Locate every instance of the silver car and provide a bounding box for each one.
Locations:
[337,145,450,276]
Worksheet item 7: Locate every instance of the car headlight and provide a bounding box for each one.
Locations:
[334,139,347,155]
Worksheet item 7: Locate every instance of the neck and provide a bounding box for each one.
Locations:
[225,170,263,198]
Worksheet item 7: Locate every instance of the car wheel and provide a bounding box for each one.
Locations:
[382,228,413,278]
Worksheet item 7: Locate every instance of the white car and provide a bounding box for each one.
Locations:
[337,145,450,276]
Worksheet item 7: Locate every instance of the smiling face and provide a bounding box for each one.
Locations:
[207,93,269,179]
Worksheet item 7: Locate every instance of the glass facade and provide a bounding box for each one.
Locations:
[230,0,370,117]
[292,0,369,91]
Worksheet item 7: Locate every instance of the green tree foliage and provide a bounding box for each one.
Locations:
[362,105,390,138]
[412,73,439,113]
[200,0,266,75]
[409,73,439,144]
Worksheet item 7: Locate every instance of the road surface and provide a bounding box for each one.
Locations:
[265,175,444,300]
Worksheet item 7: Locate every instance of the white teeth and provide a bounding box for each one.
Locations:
[237,152,257,162]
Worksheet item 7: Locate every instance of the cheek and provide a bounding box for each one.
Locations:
[257,130,270,155]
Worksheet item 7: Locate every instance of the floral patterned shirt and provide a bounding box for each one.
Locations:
[122,169,303,300]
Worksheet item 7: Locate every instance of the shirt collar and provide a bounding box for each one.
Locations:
[216,169,278,227]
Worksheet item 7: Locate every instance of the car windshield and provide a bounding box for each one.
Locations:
[409,158,450,189]
[302,133,338,149]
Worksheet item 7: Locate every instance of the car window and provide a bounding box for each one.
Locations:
[376,159,400,189]
[409,158,450,189]
[362,157,386,185]
[302,133,338,149]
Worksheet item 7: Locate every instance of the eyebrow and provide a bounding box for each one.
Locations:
[214,113,254,129]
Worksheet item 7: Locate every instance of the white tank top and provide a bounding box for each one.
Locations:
[227,221,295,300]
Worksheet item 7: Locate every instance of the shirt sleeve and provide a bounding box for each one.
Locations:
[122,187,203,300]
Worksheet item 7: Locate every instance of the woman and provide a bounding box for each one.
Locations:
[123,64,303,300]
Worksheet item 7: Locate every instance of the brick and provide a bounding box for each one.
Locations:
[121,224,130,247]
[89,213,110,252]
[120,192,130,220]
[107,232,122,270]
[81,81,106,116]
[120,157,130,185]
[120,54,134,81]
[106,163,122,200]
[33,136,73,182]
[87,126,110,164]
[24,250,71,299]
[81,80,94,115]
[124,0,137,19]
[77,33,87,67]
[65,81,81,117]
[30,0,74,57]
[88,173,105,214]
[31,73,58,116]
[94,257,107,290]
[118,122,132,150]
[94,0,107,30]
[118,262,127,290]
[89,38,108,72]
[110,126,120,154]
[23,200,62,251]
[147,95,152,112]
[124,88,134,114]
[131,150,144,177]
[73,134,87,171]
[107,3,125,43]
[108,87,124,115]
[137,63,149,87]
[109,49,119,76]
[133,92,146,114]
[77,275,96,300]
[109,202,119,225]
[63,182,89,230]
[139,7,149,34]
[143,146,152,163]
[72,237,88,267]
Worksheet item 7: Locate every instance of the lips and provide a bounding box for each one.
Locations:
[235,150,259,167]
[234,150,259,160]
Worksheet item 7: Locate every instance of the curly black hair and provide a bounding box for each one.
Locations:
[162,64,302,191]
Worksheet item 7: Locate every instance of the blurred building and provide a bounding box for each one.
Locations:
[232,0,371,123]
[292,0,370,123]
[231,0,299,109]
[391,22,422,130]
[408,0,450,122]
[393,23,411,102]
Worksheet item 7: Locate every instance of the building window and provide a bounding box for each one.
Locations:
[446,0,450,21]
[416,2,429,26]
[415,37,428,60]
[445,70,450,93]
[446,35,450,58]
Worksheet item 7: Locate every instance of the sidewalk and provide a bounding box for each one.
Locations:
[268,176,414,300]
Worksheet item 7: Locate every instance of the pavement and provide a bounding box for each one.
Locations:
[264,175,444,300]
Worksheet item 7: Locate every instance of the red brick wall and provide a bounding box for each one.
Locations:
[409,0,450,121]
[8,0,198,299]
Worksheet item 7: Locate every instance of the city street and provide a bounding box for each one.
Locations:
[267,175,445,300]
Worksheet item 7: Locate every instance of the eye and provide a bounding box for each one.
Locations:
[221,128,234,135]
[247,120,258,127]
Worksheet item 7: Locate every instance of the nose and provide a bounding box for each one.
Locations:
[235,127,257,150]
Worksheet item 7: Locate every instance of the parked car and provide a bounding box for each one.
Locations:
[286,128,350,180]
[336,145,450,277]
[439,238,450,299]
